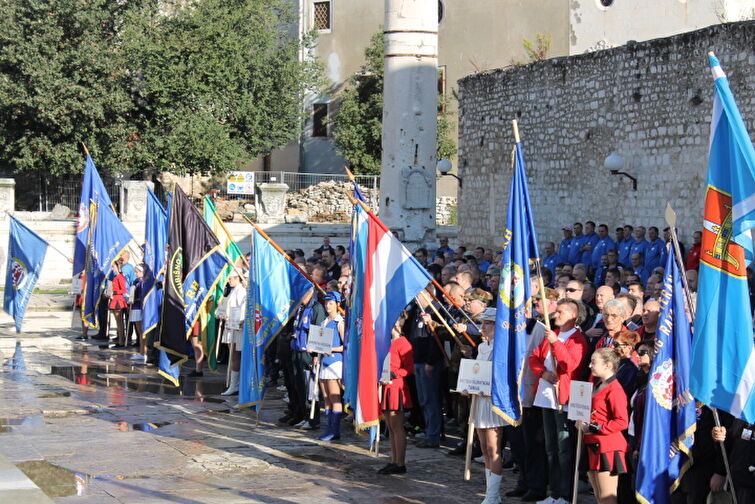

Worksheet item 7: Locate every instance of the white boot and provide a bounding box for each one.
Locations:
[481,471,502,504]
[222,371,239,395]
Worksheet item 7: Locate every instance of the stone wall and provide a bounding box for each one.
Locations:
[456,21,755,250]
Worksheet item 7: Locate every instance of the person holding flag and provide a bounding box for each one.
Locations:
[315,291,346,442]
[217,270,246,396]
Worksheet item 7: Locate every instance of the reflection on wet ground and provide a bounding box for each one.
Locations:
[47,345,230,400]
[16,460,89,498]
[115,421,190,432]
[0,415,44,432]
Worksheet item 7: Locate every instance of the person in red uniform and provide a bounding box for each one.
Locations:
[108,262,128,347]
[684,231,701,271]
[528,298,588,503]
[378,311,414,475]
[578,347,629,504]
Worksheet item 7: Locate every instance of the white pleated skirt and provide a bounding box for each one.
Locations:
[473,396,508,429]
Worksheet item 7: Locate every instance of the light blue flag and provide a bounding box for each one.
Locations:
[491,140,539,425]
[238,229,312,410]
[74,155,112,277]
[636,243,696,504]
[81,202,133,329]
[3,216,48,332]
[690,54,755,423]
[142,189,167,338]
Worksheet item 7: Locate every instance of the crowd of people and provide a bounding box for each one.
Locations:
[76,227,754,504]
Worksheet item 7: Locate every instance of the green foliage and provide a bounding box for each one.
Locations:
[0,0,322,177]
[523,33,552,63]
[0,0,140,176]
[123,0,322,175]
[331,31,456,175]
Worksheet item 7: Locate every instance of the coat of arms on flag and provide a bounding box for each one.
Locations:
[701,186,746,278]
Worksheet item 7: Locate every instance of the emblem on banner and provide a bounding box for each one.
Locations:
[76,204,90,233]
[499,261,525,309]
[701,186,746,278]
[169,247,184,298]
[650,358,675,410]
[10,258,28,291]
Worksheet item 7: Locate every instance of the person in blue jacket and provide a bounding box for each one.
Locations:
[315,291,345,441]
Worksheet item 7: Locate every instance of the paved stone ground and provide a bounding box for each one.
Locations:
[0,310,596,504]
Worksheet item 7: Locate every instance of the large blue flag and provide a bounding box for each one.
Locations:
[343,180,369,412]
[690,53,755,423]
[238,229,312,410]
[81,202,133,329]
[491,139,539,425]
[142,189,168,338]
[636,243,696,504]
[74,155,112,277]
[3,216,48,332]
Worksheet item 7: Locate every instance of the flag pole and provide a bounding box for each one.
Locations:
[422,282,478,347]
[414,299,451,365]
[417,290,473,350]
[463,395,477,480]
[665,202,737,502]
[81,142,90,157]
[428,278,483,334]
[514,120,560,407]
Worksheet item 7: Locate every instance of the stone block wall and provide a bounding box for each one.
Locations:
[456,21,755,250]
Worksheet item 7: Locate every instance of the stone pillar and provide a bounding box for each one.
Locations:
[380,0,437,247]
[256,183,289,224]
[0,178,15,217]
[120,181,153,222]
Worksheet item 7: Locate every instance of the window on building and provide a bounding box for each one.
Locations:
[314,1,331,31]
[437,66,447,112]
[438,1,444,23]
[312,103,328,137]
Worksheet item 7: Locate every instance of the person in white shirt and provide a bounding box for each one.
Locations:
[217,271,246,396]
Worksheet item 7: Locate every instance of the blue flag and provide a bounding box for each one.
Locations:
[491,140,539,425]
[142,189,168,338]
[3,216,48,332]
[238,229,312,410]
[343,197,369,413]
[81,202,134,329]
[74,155,112,277]
[636,243,696,504]
[690,54,755,423]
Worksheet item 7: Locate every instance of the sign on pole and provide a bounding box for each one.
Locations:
[227,172,255,195]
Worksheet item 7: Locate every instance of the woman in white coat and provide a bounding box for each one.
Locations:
[217,271,246,395]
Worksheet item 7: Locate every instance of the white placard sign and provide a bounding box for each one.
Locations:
[71,276,83,295]
[380,353,392,384]
[227,171,255,195]
[457,358,492,396]
[567,380,593,422]
[306,324,334,355]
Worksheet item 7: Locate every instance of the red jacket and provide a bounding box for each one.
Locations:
[584,376,629,453]
[529,328,588,405]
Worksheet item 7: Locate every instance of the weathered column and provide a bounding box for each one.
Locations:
[0,179,15,217]
[380,0,437,247]
[256,183,289,224]
[120,181,154,222]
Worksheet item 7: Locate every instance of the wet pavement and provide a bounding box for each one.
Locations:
[0,310,597,504]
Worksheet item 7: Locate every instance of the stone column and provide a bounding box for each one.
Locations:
[0,178,15,217]
[256,183,289,224]
[380,0,437,247]
[120,181,153,222]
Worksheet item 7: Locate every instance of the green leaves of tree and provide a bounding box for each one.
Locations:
[0,0,322,176]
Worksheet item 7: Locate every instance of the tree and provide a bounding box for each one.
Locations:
[0,0,322,177]
[0,0,141,176]
[123,0,323,175]
[331,31,456,175]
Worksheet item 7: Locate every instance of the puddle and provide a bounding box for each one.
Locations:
[50,363,228,397]
[16,460,90,498]
[38,391,72,398]
[4,342,26,370]
[115,421,191,432]
[0,415,45,432]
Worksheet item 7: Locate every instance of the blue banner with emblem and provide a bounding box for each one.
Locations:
[238,229,312,410]
[690,54,755,423]
[3,216,48,332]
[636,243,696,504]
[491,139,539,425]
[74,155,112,277]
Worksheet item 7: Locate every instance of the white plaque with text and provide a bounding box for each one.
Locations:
[457,358,492,396]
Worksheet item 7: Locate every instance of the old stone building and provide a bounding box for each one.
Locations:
[456,21,755,249]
